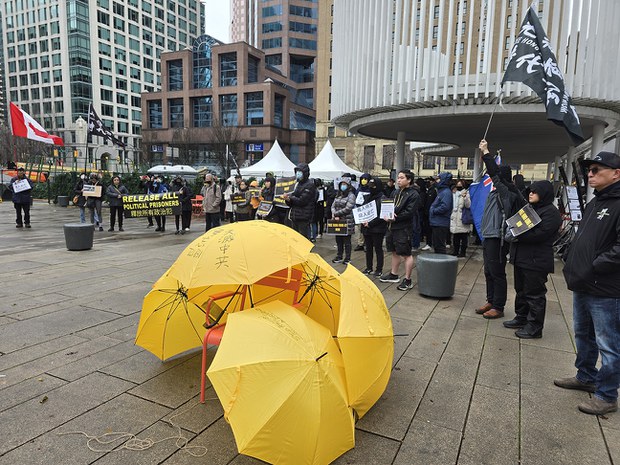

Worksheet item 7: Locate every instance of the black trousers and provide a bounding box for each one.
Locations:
[155,215,166,229]
[14,202,31,226]
[432,226,450,254]
[335,235,352,261]
[364,233,385,272]
[205,212,221,232]
[483,238,510,311]
[291,220,310,239]
[514,266,548,334]
[109,206,123,229]
[452,232,469,256]
[175,211,192,231]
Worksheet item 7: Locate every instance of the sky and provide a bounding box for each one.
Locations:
[203,0,231,43]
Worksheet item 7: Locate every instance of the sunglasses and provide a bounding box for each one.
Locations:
[587,166,613,175]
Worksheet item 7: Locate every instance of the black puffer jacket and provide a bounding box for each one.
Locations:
[389,185,420,231]
[287,163,317,223]
[509,180,562,273]
[563,180,620,297]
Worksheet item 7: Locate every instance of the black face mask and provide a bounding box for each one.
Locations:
[456,186,463,191]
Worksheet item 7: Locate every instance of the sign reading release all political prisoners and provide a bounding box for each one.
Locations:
[122,192,181,218]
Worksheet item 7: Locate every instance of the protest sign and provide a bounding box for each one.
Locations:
[352,201,377,224]
[82,185,102,197]
[11,179,31,193]
[123,192,181,218]
[273,176,296,209]
[505,204,542,237]
[230,193,247,205]
[380,200,394,220]
[256,201,274,217]
[326,220,349,236]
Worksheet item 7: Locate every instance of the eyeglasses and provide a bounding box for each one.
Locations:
[587,166,613,175]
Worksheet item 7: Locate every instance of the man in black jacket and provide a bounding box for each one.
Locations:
[475,139,525,319]
[555,151,620,416]
[503,180,562,339]
[380,169,420,291]
[283,162,316,239]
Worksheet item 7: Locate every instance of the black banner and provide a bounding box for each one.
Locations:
[501,7,584,145]
[273,176,296,209]
[231,192,247,205]
[256,200,274,217]
[326,220,348,236]
[122,192,181,218]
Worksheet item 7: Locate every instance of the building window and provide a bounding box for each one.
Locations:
[363,146,375,171]
[248,55,259,83]
[265,54,282,70]
[455,42,464,55]
[168,98,184,128]
[467,157,475,170]
[433,26,438,39]
[168,60,183,90]
[219,94,238,126]
[262,5,282,17]
[245,92,264,126]
[289,21,317,34]
[289,5,317,18]
[382,145,395,170]
[148,100,162,128]
[193,96,212,127]
[327,126,335,138]
[219,52,237,86]
[274,94,285,128]
[505,36,511,50]
[262,37,282,49]
[289,38,317,50]
[444,157,458,169]
[336,149,345,161]
[423,155,436,170]
[434,5,440,19]
[453,62,463,74]
[506,15,512,29]
[262,21,283,33]
[193,36,215,89]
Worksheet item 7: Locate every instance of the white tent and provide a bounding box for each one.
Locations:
[308,140,363,180]
[239,140,296,177]
[147,165,198,175]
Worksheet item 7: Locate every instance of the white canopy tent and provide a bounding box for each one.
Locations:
[239,140,296,178]
[147,165,198,175]
[308,140,363,180]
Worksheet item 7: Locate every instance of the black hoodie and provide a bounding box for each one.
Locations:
[563,180,620,297]
[287,163,317,223]
[508,180,562,273]
[361,177,388,235]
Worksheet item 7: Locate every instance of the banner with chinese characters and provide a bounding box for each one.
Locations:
[122,192,181,218]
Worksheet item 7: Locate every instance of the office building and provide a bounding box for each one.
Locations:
[140,35,316,172]
[1,0,205,170]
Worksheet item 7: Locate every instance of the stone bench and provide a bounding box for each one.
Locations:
[416,253,459,298]
[63,223,94,251]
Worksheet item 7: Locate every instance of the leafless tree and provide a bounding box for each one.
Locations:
[209,117,243,176]
[170,126,197,165]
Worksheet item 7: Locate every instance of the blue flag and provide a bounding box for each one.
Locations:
[468,175,494,240]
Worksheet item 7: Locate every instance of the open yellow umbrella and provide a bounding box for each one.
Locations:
[207,301,355,465]
[337,266,394,419]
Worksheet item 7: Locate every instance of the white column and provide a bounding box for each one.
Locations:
[394,131,405,173]
[615,135,620,155]
[546,162,553,181]
[553,155,562,181]
[473,150,482,181]
[587,123,605,201]
[565,146,576,184]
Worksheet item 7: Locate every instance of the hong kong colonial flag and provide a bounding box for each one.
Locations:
[469,174,494,241]
[501,7,584,145]
[10,102,64,145]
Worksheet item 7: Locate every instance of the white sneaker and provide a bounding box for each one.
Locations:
[316,234,322,239]
[184,227,190,231]
[421,244,432,251]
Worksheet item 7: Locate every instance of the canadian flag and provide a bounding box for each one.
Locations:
[10,102,64,146]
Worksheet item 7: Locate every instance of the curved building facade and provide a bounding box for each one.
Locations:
[331,0,620,165]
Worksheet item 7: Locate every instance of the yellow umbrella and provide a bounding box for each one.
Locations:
[337,266,394,419]
[207,301,355,465]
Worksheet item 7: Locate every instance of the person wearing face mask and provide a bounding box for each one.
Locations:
[9,167,33,228]
[171,176,192,234]
[361,177,388,277]
[282,163,317,239]
[502,180,561,339]
[85,173,105,231]
[429,172,453,254]
[449,179,472,257]
[73,172,89,223]
[331,177,357,265]
[354,173,372,251]
[235,180,252,221]
[148,176,168,232]
[202,173,222,231]
[106,176,129,231]
[258,175,278,222]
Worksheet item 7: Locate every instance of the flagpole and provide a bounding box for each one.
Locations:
[482,88,504,141]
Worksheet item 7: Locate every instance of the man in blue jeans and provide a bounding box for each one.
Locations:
[556,151,620,416]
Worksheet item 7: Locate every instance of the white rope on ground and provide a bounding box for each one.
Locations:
[57,397,220,457]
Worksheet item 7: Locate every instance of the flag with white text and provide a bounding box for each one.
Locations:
[501,7,584,145]
[88,103,126,148]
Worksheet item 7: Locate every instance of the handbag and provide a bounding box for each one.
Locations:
[461,206,474,225]
[72,195,79,204]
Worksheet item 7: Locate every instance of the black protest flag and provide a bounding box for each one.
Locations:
[501,7,584,145]
[87,103,126,148]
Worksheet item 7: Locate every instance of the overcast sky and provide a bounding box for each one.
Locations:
[203,0,231,42]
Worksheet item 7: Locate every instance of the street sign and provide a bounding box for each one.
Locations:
[246,143,264,152]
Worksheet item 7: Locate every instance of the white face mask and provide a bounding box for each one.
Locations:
[80,175,86,180]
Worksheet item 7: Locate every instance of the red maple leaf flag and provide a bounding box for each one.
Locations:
[10,102,64,146]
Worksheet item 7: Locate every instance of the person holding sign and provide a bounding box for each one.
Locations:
[106,176,129,231]
[361,177,387,277]
[257,175,277,222]
[9,167,33,228]
[235,180,252,221]
[503,180,561,339]
[282,163,316,239]
[380,170,420,291]
[330,177,357,265]
[85,173,105,231]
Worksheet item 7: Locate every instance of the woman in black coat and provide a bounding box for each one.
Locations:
[504,180,562,339]
[361,177,388,277]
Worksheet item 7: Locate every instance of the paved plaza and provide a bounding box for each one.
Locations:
[0,200,618,465]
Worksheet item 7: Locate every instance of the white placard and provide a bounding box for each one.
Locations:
[12,178,31,193]
[566,186,579,200]
[355,191,369,205]
[353,201,377,224]
[317,188,324,202]
[380,200,394,220]
[82,185,102,197]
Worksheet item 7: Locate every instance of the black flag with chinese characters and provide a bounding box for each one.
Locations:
[87,103,126,148]
[501,7,584,145]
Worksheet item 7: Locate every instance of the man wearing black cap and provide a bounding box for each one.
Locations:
[555,151,620,416]
[9,167,33,228]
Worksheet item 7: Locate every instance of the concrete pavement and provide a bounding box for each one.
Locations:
[0,200,618,465]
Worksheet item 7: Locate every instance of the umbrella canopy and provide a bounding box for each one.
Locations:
[239,140,296,177]
[147,164,198,175]
[308,140,363,180]
[207,301,355,465]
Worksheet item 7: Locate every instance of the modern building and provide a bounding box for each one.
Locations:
[329,0,620,188]
[140,35,316,173]
[0,0,205,171]
[230,0,318,111]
